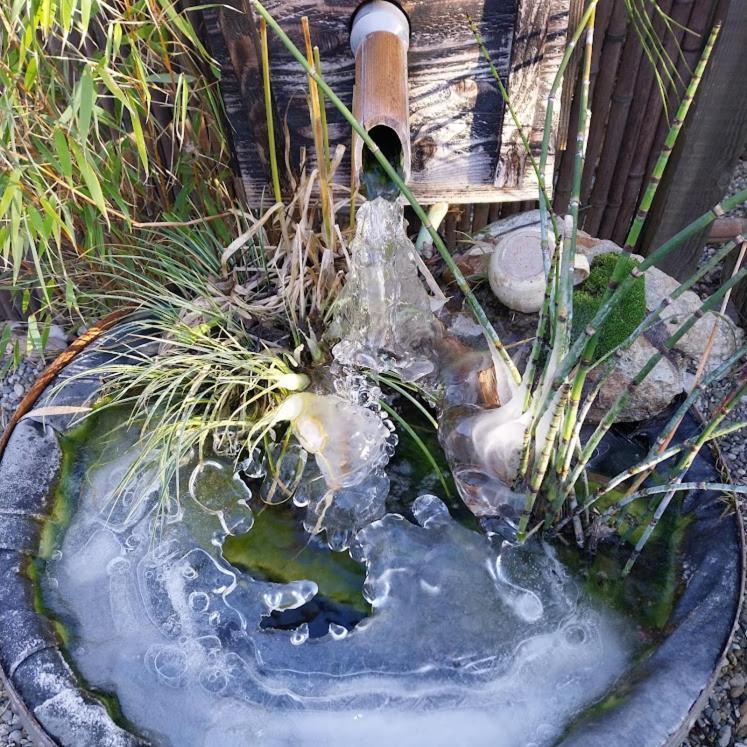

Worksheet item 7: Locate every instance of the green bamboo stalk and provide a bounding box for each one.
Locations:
[554,419,747,533]
[259,18,282,204]
[535,0,600,276]
[620,482,747,500]
[625,23,719,250]
[623,379,747,574]
[518,385,570,539]
[590,239,743,375]
[554,9,595,482]
[543,22,722,474]
[564,266,747,492]
[253,0,521,382]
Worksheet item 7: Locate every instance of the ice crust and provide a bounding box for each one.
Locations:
[44,437,634,747]
[329,198,436,379]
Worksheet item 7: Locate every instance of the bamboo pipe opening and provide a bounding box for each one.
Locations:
[350,0,411,196]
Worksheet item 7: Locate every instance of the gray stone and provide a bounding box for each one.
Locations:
[718,725,732,747]
[588,335,683,422]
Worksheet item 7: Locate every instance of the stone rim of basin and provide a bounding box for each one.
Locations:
[0,324,741,747]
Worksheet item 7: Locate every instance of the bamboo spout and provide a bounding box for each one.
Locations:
[350,1,411,193]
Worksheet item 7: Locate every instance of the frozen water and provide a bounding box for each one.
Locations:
[275,392,390,490]
[44,429,635,747]
[329,198,437,379]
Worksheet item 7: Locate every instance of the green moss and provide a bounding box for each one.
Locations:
[572,252,646,359]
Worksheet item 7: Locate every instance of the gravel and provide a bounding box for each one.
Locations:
[0,686,31,747]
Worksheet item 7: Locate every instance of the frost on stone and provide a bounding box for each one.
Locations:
[44,428,634,747]
[329,198,436,380]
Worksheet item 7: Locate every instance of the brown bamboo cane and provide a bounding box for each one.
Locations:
[553,0,614,214]
[640,0,717,211]
[610,0,694,243]
[580,0,628,206]
[583,1,656,235]
[598,0,676,239]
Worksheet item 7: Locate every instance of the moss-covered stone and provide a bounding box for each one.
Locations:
[572,252,646,359]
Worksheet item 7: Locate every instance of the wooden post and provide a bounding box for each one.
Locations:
[640,0,747,280]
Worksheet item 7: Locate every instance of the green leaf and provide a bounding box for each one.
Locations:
[74,147,108,220]
[130,113,149,175]
[79,0,92,33]
[77,66,97,142]
[53,130,73,181]
[26,314,43,353]
[23,55,38,89]
[0,174,20,220]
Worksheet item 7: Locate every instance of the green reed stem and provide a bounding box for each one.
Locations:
[625,23,719,251]
[553,188,747,389]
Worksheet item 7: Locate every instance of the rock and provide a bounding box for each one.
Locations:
[643,265,743,370]
[8,729,22,744]
[589,335,683,422]
[718,725,732,747]
[12,383,23,398]
[467,214,743,421]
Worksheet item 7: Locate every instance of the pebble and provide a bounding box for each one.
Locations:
[719,726,733,747]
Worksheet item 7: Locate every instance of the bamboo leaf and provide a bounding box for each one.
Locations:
[53,129,73,181]
[23,55,38,89]
[0,174,20,220]
[77,66,97,142]
[130,113,149,175]
[79,0,92,33]
[73,146,108,220]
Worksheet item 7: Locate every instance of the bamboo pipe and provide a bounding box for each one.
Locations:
[350,0,411,188]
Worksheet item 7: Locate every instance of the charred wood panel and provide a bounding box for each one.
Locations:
[199,0,570,206]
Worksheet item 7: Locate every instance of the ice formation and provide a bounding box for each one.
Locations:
[44,430,635,747]
[266,375,397,550]
[329,198,437,379]
[43,200,638,747]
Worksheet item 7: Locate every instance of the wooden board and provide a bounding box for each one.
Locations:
[200,0,570,206]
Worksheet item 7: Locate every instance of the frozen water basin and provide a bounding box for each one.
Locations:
[37,411,638,747]
[0,330,741,747]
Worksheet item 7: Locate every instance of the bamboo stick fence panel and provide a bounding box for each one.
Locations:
[640,0,747,284]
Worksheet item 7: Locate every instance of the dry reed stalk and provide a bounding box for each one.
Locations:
[300,17,334,250]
